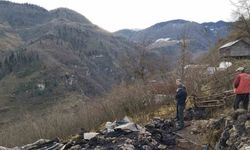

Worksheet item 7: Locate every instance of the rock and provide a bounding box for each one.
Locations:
[229,126,237,135]
[176,139,191,149]
[142,145,151,150]
[209,117,225,129]
[245,121,250,134]
[125,139,133,144]
[161,133,176,145]
[191,127,199,134]
[225,116,234,128]
[238,114,248,123]
[235,124,246,135]
[119,143,135,150]
[158,144,167,149]
[94,146,102,150]
[246,113,250,120]
[153,117,162,120]
[218,128,230,147]
[69,145,81,150]
[190,120,209,134]
[240,145,250,150]
[232,109,247,120]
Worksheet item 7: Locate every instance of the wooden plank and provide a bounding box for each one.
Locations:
[195,100,223,103]
[196,104,224,108]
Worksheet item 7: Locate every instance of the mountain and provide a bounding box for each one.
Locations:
[114,19,231,53]
[0,22,23,51]
[0,1,141,127]
[114,29,138,39]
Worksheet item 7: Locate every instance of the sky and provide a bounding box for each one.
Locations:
[9,0,236,32]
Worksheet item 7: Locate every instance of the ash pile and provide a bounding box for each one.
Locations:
[0,117,184,150]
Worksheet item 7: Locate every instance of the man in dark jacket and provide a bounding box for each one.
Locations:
[175,79,187,129]
[233,67,250,110]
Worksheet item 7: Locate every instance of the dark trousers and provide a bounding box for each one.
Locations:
[176,104,185,127]
[234,94,249,110]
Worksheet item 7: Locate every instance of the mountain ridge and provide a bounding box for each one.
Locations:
[0,1,142,130]
[114,19,231,52]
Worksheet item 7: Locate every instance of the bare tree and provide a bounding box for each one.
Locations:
[231,0,250,37]
[121,44,149,82]
[135,46,147,82]
[177,26,192,81]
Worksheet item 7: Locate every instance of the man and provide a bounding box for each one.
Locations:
[233,67,250,110]
[175,79,187,129]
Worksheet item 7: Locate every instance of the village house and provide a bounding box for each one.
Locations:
[219,39,250,58]
[184,61,232,75]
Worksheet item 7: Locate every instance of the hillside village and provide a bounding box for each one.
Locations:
[0,0,250,150]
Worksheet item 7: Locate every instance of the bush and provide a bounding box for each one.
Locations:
[0,82,173,147]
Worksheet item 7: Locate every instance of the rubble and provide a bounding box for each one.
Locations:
[214,109,250,150]
[184,107,208,120]
[0,139,65,150]
[4,109,249,150]
[0,116,188,150]
[190,120,209,135]
[176,139,190,149]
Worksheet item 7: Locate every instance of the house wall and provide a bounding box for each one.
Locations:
[220,48,230,57]
[220,41,250,57]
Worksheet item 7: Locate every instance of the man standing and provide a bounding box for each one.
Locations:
[233,67,250,110]
[175,79,187,129]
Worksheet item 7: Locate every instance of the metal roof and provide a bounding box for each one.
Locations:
[219,40,240,49]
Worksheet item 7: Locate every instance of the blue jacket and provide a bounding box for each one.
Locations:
[175,84,187,106]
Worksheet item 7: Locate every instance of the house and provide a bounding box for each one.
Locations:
[219,39,250,58]
[184,61,232,75]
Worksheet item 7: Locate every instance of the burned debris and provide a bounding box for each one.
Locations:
[0,117,193,150]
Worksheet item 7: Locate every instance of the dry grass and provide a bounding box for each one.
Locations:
[0,82,174,147]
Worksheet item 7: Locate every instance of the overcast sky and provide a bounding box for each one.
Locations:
[9,0,236,32]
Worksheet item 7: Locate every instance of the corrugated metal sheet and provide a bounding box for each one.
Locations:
[219,40,240,49]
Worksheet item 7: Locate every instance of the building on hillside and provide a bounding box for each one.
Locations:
[219,39,250,58]
[184,61,232,75]
[184,64,209,74]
